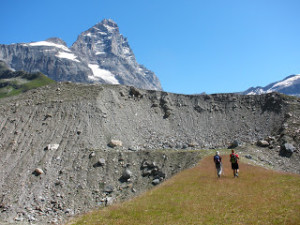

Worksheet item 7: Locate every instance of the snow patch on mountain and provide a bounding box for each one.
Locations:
[247,88,265,95]
[25,41,71,52]
[56,52,80,62]
[272,75,300,89]
[88,64,119,84]
[103,23,117,32]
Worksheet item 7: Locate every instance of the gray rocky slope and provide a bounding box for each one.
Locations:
[0,19,162,91]
[0,83,299,224]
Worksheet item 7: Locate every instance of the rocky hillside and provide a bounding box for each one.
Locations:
[0,83,299,224]
[0,19,162,90]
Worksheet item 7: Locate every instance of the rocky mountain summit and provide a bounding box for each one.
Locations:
[0,82,299,224]
[242,74,300,97]
[0,19,162,90]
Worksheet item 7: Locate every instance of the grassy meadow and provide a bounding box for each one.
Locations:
[68,153,300,225]
[0,71,55,98]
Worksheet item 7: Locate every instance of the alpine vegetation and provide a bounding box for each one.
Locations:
[0,60,55,98]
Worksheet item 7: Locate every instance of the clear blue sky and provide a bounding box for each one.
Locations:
[1,0,299,94]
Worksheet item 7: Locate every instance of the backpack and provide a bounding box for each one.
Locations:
[231,154,237,163]
[214,155,221,164]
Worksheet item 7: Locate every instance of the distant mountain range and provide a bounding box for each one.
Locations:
[242,75,300,97]
[0,19,162,91]
[0,19,299,96]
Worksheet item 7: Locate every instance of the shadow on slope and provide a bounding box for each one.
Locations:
[68,154,300,225]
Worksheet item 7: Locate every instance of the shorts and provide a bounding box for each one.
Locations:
[215,163,221,169]
[232,163,239,170]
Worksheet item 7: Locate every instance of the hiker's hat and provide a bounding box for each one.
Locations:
[216,151,219,155]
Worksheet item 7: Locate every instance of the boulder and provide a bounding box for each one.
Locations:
[120,168,132,182]
[33,168,44,176]
[105,197,114,206]
[257,140,270,147]
[44,144,59,151]
[280,143,295,157]
[104,185,114,193]
[129,86,142,98]
[152,179,160,185]
[98,158,106,166]
[128,147,139,151]
[182,144,188,149]
[245,155,252,159]
[89,152,96,158]
[108,140,122,148]
[228,140,239,149]
[188,141,198,148]
[93,158,106,168]
[142,169,151,177]
[164,109,171,119]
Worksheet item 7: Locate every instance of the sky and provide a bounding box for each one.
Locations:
[0,0,300,94]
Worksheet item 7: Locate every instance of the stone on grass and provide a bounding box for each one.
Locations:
[105,197,114,206]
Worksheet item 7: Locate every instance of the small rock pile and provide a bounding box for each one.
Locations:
[141,160,166,185]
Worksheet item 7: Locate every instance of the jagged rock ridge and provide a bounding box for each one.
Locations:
[0,19,162,90]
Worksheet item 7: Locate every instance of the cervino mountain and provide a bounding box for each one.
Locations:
[0,19,162,90]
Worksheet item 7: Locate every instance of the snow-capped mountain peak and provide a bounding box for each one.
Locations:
[271,75,300,89]
[243,75,300,97]
[99,19,119,33]
[0,19,162,90]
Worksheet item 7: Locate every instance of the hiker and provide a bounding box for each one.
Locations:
[230,149,239,177]
[213,151,222,178]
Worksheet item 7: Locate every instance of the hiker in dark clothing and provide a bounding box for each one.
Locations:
[230,149,239,177]
[213,151,222,178]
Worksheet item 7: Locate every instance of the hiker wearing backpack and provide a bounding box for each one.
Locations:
[230,149,239,177]
[213,151,222,178]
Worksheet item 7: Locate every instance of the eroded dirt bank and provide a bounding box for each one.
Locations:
[0,82,299,224]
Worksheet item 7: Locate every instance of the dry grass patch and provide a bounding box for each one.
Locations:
[68,154,300,225]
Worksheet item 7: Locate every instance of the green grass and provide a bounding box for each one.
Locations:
[67,154,300,225]
[0,72,55,98]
